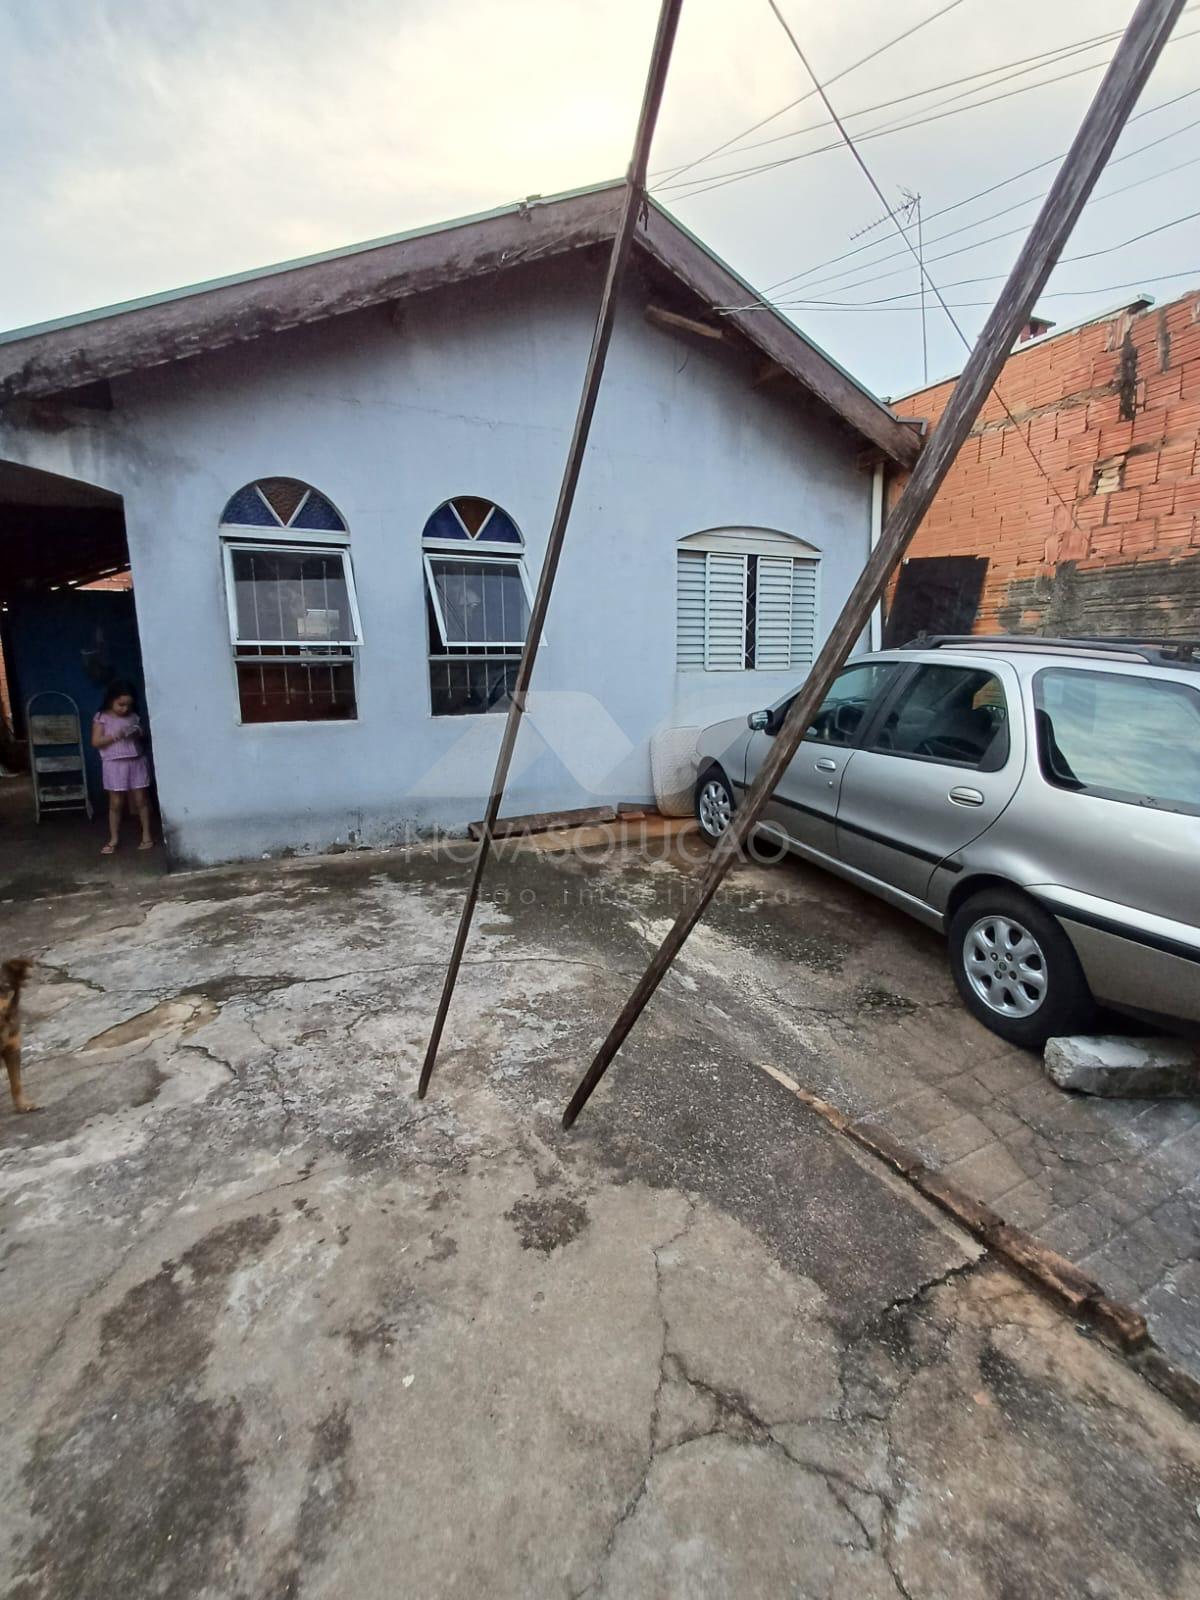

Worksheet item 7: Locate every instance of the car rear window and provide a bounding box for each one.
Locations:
[1034,667,1200,817]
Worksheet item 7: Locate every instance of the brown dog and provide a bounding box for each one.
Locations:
[1,958,36,1113]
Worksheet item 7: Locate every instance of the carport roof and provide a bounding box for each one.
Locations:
[0,181,920,468]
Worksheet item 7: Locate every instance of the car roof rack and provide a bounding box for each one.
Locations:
[898,633,1200,669]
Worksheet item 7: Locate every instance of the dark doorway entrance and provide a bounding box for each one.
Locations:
[0,461,163,896]
[884,555,989,647]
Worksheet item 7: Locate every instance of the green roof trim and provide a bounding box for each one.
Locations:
[0,179,622,348]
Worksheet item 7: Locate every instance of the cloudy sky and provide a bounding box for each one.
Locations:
[2,0,1197,398]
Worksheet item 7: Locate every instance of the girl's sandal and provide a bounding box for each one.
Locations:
[101,844,117,855]
[138,840,155,851]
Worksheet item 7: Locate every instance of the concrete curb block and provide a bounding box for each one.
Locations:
[1045,1034,1200,1099]
[1130,1347,1200,1424]
[753,1063,1200,1409]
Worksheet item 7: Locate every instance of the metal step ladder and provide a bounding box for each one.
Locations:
[27,692,93,822]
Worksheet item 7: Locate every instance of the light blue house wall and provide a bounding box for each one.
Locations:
[0,257,872,865]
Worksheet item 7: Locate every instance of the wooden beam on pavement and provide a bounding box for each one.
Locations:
[562,0,1187,1129]
[467,805,618,841]
[417,0,686,1099]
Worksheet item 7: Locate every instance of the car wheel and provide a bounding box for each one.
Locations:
[694,767,735,844]
[947,887,1095,1050]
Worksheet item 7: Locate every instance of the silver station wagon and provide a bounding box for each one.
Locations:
[694,636,1200,1048]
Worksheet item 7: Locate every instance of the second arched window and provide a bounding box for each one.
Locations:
[421,497,533,716]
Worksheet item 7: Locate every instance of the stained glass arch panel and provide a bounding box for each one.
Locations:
[220,478,347,534]
[421,497,522,546]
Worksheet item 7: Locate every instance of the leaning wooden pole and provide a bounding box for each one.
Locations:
[563,0,1185,1128]
[418,0,685,1099]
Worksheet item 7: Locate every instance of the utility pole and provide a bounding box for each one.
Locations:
[915,192,928,385]
[417,0,685,1100]
[900,188,927,386]
[563,0,1186,1129]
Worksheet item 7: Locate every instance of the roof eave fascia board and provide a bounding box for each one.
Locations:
[637,199,921,469]
[0,181,920,468]
[0,184,626,405]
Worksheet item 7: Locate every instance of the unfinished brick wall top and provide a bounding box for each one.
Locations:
[888,290,1200,638]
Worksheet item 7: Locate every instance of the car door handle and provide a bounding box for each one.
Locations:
[948,786,985,806]
[815,758,838,772]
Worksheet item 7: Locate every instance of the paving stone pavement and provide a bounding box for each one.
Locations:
[656,839,1200,1382]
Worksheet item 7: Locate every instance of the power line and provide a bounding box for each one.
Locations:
[663,23,1133,181]
[662,25,1200,205]
[659,53,1125,196]
[779,153,1200,302]
[758,205,1200,309]
[765,113,1200,297]
[652,4,1198,190]
[917,80,1200,224]
[761,0,1090,545]
[649,0,970,190]
[809,145,1200,295]
[765,264,1200,309]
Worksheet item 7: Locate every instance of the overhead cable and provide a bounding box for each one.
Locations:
[765,115,1200,296]
[662,25,1200,204]
[761,0,1091,544]
[650,0,971,189]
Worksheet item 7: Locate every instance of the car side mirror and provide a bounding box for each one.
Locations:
[748,709,770,732]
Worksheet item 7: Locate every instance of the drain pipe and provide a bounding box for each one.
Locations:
[869,461,884,650]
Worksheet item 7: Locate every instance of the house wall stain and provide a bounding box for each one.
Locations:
[0,258,874,865]
[888,289,1200,638]
[996,555,1200,638]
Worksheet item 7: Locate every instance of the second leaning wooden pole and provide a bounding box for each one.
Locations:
[563,0,1186,1128]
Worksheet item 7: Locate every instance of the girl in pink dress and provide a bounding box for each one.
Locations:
[91,682,154,854]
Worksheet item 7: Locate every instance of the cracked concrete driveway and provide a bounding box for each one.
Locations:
[3,839,1200,1599]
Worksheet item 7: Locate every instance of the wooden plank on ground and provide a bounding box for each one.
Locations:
[468,805,617,840]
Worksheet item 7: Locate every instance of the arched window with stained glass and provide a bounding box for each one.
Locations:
[421,496,522,548]
[219,478,360,725]
[220,476,347,534]
[421,497,533,716]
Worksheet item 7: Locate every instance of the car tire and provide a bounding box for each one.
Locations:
[947,887,1095,1050]
[694,766,735,845]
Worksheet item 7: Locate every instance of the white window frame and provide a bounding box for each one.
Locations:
[221,523,349,549]
[221,540,363,650]
[422,551,537,651]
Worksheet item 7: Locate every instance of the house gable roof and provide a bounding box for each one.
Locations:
[0,182,920,467]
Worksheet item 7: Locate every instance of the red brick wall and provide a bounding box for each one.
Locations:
[887,290,1200,638]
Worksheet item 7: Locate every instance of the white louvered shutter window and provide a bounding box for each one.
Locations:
[703,552,747,670]
[754,556,793,671]
[676,537,820,672]
[791,559,819,670]
[676,549,707,670]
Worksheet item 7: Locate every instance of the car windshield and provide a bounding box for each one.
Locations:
[1034,667,1200,817]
